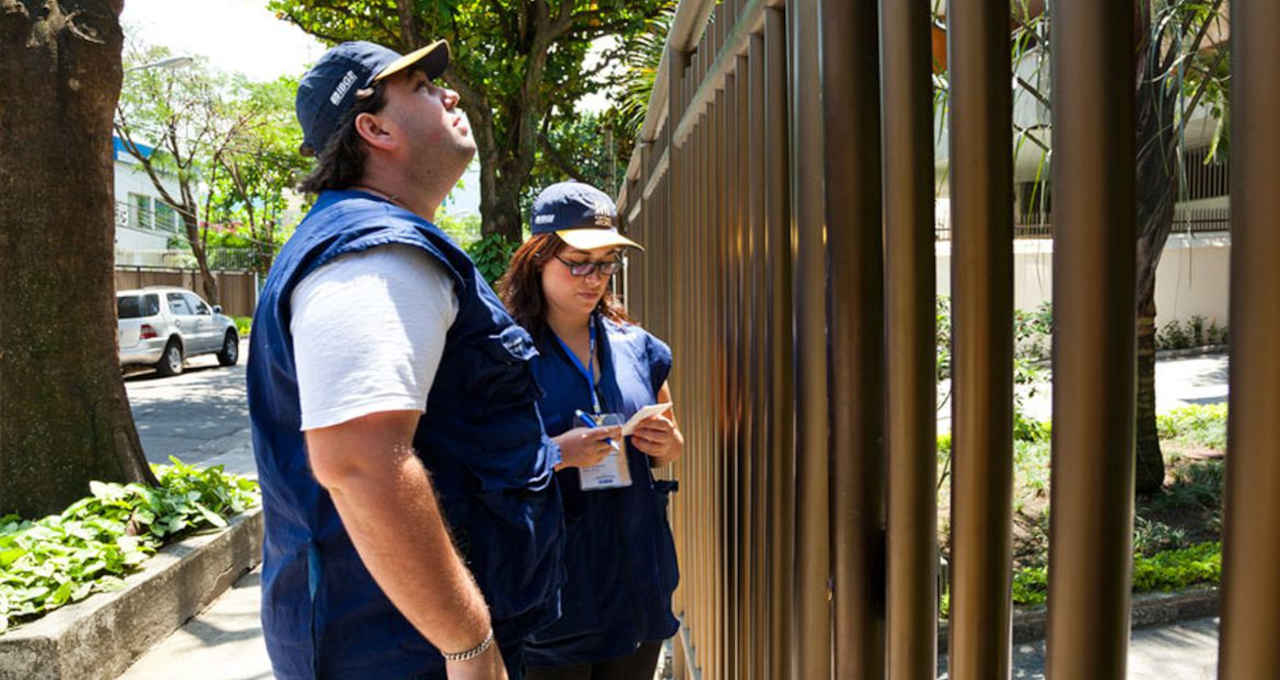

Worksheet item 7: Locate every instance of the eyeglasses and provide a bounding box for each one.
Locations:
[554,254,623,278]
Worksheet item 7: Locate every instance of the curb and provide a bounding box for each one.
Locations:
[0,507,263,680]
[1155,345,1228,361]
[938,584,1218,649]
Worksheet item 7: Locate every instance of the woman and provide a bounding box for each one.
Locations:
[498,181,684,679]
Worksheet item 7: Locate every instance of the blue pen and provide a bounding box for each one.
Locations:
[575,409,619,451]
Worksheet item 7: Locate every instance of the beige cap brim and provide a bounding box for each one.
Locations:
[556,228,644,252]
[374,40,450,82]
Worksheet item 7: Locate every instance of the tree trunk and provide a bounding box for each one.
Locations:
[480,168,525,244]
[181,212,219,305]
[0,0,158,518]
[1132,30,1179,495]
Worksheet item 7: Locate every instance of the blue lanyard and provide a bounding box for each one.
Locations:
[553,323,601,414]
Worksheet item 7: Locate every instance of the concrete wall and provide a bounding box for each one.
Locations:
[936,233,1231,326]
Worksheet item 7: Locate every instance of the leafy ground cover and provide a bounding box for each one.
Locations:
[0,458,259,634]
[938,403,1227,615]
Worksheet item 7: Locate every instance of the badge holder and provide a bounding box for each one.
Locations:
[577,412,632,491]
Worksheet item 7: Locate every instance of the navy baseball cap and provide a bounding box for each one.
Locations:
[530,181,643,251]
[295,40,450,157]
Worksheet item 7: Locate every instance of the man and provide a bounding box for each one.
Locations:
[247,40,577,680]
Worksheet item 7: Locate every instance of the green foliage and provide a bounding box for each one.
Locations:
[0,459,259,634]
[1133,516,1189,556]
[1002,542,1221,608]
[1157,319,1192,349]
[436,212,484,250]
[935,296,952,381]
[118,38,307,280]
[234,316,252,337]
[466,232,518,286]
[1153,459,1226,513]
[1157,403,1228,451]
[528,111,631,202]
[202,76,310,277]
[1131,541,1221,592]
[1156,318,1227,350]
[269,0,676,236]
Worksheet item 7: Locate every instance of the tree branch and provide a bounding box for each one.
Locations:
[537,129,591,184]
[395,0,420,50]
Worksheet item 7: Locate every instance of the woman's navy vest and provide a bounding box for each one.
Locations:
[246,190,565,679]
[523,316,680,667]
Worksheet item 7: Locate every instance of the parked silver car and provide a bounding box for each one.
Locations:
[117,286,239,376]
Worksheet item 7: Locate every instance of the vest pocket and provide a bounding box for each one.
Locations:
[468,326,543,410]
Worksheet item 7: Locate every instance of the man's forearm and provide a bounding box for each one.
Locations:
[307,416,491,654]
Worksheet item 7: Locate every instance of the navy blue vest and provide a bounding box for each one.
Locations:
[246,190,565,679]
[523,316,680,667]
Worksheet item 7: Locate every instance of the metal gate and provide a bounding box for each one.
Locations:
[615,0,1279,678]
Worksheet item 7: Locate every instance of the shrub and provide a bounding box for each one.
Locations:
[1005,541,1221,608]
[1187,315,1207,347]
[0,458,259,634]
[466,232,518,285]
[1158,320,1192,350]
[234,316,252,337]
[1157,403,1228,451]
[1205,320,1228,346]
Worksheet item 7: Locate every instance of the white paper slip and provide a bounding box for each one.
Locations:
[621,402,674,436]
[579,448,633,490]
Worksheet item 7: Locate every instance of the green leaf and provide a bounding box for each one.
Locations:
[193,504,227,529]
[47,582,72,608]
[0,547,26,569]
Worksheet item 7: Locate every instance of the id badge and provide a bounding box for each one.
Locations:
[578,412,632,491]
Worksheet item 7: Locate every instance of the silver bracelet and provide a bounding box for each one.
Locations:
[441,627,495,662]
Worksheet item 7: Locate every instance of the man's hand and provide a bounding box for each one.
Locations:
[445,642,507,680]
[553,425,622,470]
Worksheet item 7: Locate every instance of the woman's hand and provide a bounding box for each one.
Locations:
[553,426,622,471]
[631,413,684,465]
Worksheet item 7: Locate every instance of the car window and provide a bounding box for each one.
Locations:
[185,294,211,315]
[117,295,157,319]
[167,292,193,315]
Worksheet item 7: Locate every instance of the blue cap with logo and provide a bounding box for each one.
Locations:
[529,181,643,251]
[295,40,450,157]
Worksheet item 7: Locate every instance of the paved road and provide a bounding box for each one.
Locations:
[124,338,256,477]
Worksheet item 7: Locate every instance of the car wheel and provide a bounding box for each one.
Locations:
[156,340,184,377]
[217,331,239,366]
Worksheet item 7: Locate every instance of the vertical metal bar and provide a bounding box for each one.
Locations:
[735,51,753,680]
[1220,0,1280,676]
[1045,1,1137,677]
[763,9,792,679]
[945,0,1014,677]
[788,0,831,676]
[726,66,743,680]
[821,0,886,678]
[711,88,725,680]
[881,0,939,676]
[747,37,766,680]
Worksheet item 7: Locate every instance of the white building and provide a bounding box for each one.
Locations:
[113,137,191,268]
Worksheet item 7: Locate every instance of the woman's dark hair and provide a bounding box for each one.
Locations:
[497,232,632,332]
[297,82,388,194]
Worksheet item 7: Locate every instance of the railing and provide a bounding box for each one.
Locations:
[616,1,1279,679]
[933,206,1231,241]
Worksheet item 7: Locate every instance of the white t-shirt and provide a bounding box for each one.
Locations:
[290,244,459,431]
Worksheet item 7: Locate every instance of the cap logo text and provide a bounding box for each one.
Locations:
[330,70,359,106]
